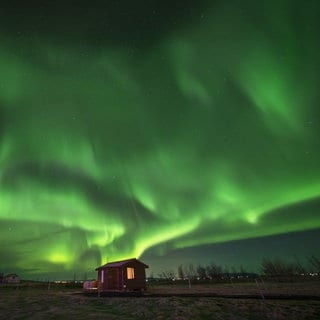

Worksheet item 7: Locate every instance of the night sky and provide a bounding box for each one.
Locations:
[1,0,319,280]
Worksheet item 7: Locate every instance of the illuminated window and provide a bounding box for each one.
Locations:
[127,267,135,279]
[101,270,104,283]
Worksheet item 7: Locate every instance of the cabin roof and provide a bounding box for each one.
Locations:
[95,258,149,270]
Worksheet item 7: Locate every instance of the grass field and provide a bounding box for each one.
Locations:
[0,281,320,319]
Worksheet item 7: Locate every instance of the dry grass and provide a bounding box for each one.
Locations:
[0,282,319,320]
[147,280,320,296]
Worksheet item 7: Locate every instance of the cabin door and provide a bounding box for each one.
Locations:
[106,268,120,290]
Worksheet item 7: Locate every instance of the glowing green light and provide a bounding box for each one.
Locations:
[0,0,319,278]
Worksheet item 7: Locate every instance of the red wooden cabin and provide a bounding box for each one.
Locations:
[95,258,148,292]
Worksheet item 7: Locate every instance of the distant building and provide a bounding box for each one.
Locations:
[0,273,3,283]
[4,274,20,284]
[95,258,148,292]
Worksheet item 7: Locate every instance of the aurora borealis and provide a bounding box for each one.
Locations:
[1,0,320,279]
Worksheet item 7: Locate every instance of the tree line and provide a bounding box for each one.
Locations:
[152,255,320,282]
[261,255,320,281]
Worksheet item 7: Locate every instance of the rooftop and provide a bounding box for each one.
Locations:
[96,258,149,270]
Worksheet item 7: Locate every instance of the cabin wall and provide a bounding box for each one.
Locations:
[97,269,108,291]
[96,259,148,292]
[98,267,123,291]
[123,261,147,291]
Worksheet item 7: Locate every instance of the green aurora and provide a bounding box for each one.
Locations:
[0,0,320,278]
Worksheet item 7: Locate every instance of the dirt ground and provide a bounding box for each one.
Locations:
[147,280,320,296]
[0,282,320,320]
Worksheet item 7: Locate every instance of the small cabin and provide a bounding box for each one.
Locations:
[4,274,20,284]
[95,258,148,292]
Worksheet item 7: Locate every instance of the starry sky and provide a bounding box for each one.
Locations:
[0,0,319,280]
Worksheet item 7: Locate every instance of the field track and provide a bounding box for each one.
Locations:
[81,291,320,301]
